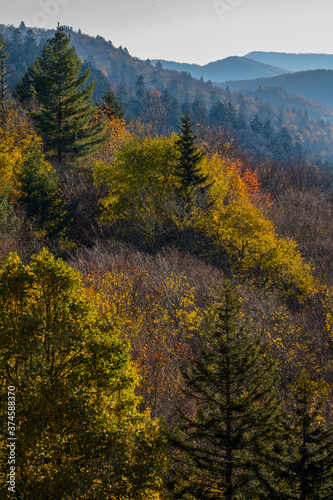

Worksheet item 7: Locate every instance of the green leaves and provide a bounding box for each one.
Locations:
[0,249,165,499]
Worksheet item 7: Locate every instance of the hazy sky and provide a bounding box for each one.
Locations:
[1,0,333,64]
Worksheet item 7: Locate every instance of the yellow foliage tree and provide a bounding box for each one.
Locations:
[94,131,314,301]
[0,249,165,499]
[94,134,179,225]
[86,265,204,419]
[199,155,315,301]
[0,108,38,198]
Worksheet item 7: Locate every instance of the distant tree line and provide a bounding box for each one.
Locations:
[2,22,333,164]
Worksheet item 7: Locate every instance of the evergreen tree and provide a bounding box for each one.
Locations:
[13,70,34,107]
[209,100,227,126]
[17,141,73,241]
[166,281,283,499]
[263,118,273,140]
[261,374,333,499]
[173,112,208,201]
[102,85,125,119]
[0,34,9,103]
[191,98,208,125]
[23,28,39,68]
[29,24,106,166]
[225,101,237,126]
[273,127,294,164]
[234,111,246,130]
[135,74,146,100]
[250,114,263,133]
[9,27,24,73]
[162,88,180,128]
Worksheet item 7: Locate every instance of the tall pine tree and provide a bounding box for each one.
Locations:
[101,85,125,119]
[0,33,11,104]
[173,113,209,203]
[17,140,74,241]
[166,281,283,499]
[29,24,106,167]
[261,373,333,500]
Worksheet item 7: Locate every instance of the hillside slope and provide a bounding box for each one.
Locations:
[4,23,333,161]
[218,70,333,109]
[246,51,333,72]
[240,87,333,124]
[151,56,289,82]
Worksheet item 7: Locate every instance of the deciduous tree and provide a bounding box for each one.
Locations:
[0,249,165,499]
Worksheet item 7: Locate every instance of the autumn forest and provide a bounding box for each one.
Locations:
[1,24,333,499]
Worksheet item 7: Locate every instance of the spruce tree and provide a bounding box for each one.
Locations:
[166,281,283,499]
[0,33,13,104]
[18,141,73,241]
[29,24,106,166]
[173,112,208,202]
[261,373,333,500]
[102,85,125,119]
[135,74,146,100]
[23,28,39,68]
[9,27,24,75]
[0,34,9,103]
[13,71,34,106]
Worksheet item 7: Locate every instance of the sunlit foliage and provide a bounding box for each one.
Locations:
[0,249,165,499]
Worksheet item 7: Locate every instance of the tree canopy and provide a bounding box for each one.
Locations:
[29,25,106,167]
[0,249,165,499]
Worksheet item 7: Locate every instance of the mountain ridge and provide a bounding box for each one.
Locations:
[151,56,290,82]
[245,51,333,72]
[216,69,333,109]
[3,23,333,160]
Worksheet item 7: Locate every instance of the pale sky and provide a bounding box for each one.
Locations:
[1,0,333,64]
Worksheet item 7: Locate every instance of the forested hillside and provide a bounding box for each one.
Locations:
[151,55,290,81]
[3,22,333,162]
[219,69,333,109]
[1,25,333,499]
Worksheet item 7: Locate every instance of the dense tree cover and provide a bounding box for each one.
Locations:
[0,108,73,248]
[3,23,333,161]
[260,374,333,499]
[94,130,314,301]
[17,140,73,241]
[0,249,165,499]
[166,282,283,499]
[1,24,333,500]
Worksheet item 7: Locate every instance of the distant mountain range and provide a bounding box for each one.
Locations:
[246,52,333,72]
[3,23,333,160]
[217,70,333,109]
[151,56,290,83]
